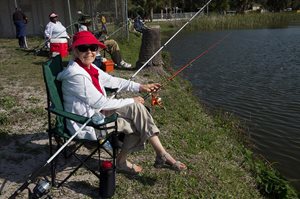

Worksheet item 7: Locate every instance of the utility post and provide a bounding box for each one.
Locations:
[67,0,74,34]
[207,3,209,15]
[125,0,129,41]
[115,0,118,20]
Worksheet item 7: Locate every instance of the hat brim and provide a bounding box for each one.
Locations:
[49,13,58,18]
[72,37,106,49]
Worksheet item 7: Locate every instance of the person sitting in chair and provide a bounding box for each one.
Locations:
[96,29,132,69]
[57,31,187,174]
[133,15,148,33]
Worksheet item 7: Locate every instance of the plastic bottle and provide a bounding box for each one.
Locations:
[99,160,115,198]
[92,112,105,125]
[100,139,113,152]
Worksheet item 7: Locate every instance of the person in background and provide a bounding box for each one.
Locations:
[12,7,28,49]
[57,31,187,174]
[133,15,148,33]
[76,11,91,32]
[100,15,107,32]
[97,29,132,69]
[44,12,70,48]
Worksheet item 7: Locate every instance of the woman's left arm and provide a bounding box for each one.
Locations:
[99,70,140,92]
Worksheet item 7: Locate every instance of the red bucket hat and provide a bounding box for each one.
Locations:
[71,31,106,49]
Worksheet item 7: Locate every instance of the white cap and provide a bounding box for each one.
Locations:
[49,13,58,18]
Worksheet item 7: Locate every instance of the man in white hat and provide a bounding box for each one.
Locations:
[44,12,70,48]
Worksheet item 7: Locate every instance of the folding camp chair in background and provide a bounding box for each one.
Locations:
[42,54,121,198]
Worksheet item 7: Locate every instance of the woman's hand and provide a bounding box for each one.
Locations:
[139,83,161,93]
[133,96,145,104]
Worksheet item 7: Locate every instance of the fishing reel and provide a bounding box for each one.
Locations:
[30,177,52,199]
[150,93,163,108]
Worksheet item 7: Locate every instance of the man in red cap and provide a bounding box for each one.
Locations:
[57,31,187,174]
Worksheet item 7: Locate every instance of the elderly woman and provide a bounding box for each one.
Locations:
[57,31,186,174]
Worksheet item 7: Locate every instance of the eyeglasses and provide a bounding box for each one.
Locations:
[77,44,98,52]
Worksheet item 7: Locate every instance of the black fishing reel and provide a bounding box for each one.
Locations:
[30,177,52,199]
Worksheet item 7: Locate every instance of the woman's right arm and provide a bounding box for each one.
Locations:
[64,74,135,111]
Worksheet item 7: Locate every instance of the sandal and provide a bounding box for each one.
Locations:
[116,160,143,175]
[154,153,187,171]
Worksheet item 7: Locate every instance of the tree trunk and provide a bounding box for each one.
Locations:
[136,25,163,69]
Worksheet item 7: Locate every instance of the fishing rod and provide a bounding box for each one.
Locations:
[99,15,142,40]
[107,22,128,38]
[111,0,213,98]
[144,32,232,106]
[96,22,128,43]
[108,14,146,38]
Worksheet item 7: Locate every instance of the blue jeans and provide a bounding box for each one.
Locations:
[93,56,102,69]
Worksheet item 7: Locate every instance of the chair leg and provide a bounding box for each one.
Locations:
[111,133,119,167]
[57,145,101,188]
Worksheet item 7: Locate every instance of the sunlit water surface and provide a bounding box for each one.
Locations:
[166,25,300,191]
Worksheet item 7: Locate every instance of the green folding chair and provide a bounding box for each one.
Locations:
[42,55,120,197]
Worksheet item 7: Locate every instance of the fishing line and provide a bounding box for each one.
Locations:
[111,0,214,98]
[168,32,231,81]
[144,32,232,102]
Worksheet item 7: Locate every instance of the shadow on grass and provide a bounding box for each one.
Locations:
[119,172,157,186]
[64,172,157,198]
[0,132,95,196]
[23,48,50,58]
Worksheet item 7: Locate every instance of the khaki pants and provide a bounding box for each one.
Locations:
[114,103,159,152]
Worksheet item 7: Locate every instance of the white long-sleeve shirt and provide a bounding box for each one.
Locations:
[57,60,140,140]
[44,21,69,39]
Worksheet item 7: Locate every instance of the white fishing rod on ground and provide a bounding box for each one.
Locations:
[8,116,91,199]
[9,87,116,198]
[111,0,213,98]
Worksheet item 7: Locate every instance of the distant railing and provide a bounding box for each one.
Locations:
[151,12,205,21]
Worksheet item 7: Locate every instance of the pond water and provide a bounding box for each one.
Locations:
[165,25,300,191]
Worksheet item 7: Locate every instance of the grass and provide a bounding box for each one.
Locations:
[0,12,299,198]
[149,12,300,32]
[0,96,17,110]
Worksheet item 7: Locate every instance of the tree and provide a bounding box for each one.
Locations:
[235,0,255,12]
[266,0,288,12]
[211,0,230,13]
[145,0,159,21]
[291,0,300,10]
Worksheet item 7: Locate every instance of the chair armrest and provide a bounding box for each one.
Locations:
[47,108,118,127]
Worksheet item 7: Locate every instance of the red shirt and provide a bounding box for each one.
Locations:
[75,59,103,94]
